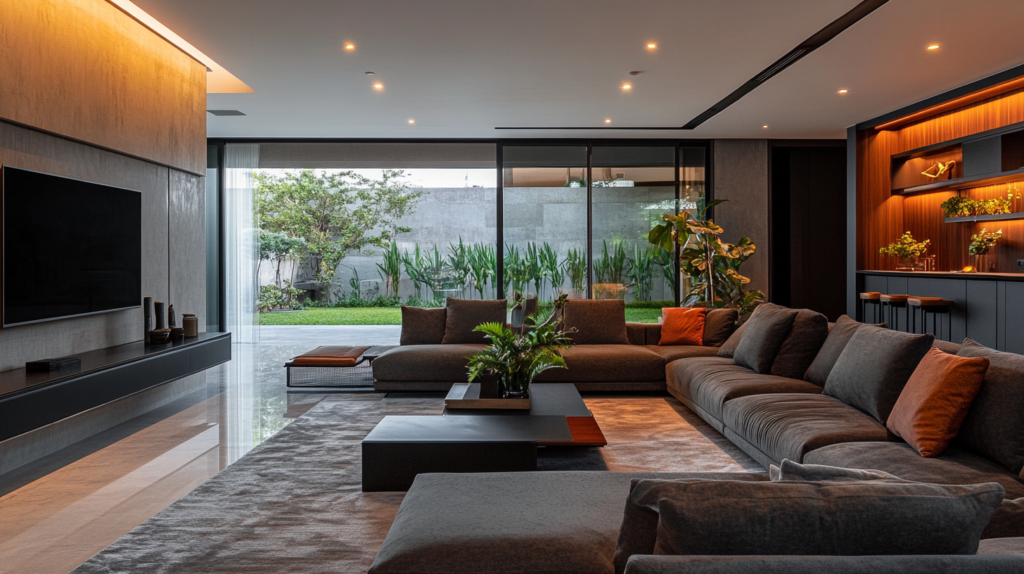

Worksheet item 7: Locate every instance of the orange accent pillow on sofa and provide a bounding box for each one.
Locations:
[886,347,989,457]
[659,308,707,346]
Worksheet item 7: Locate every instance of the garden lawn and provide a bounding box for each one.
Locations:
[259,307,663,325]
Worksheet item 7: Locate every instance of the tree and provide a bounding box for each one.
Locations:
[258,230,306,287]
[255,169,422,301]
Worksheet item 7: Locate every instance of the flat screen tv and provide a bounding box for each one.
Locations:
[2,166,141,327]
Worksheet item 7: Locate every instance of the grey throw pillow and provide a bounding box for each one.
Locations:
[441,298,507,344]
[716,321,749,358]
[769,459,900,482]
[399,306,446,345]
[954,338,1024,475]
[804,315,883,386]
[732,303,799,373]
[561,299,629,345]
[651,480,1003,557]
[822,328,933,423]
[770,309,829,379]
[702,308,738,347]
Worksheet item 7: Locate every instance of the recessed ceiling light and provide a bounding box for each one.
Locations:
[408,119,415,124]
[647,43,657,50]
[763,125,769,129]
[605,119,612,124]
[927,44,940,50]
[373,83,383,90]
[345,43,355,51]
[622,83,632,91]
[838,89,849,94]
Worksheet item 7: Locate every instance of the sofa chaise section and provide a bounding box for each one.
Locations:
[372,344,485,392]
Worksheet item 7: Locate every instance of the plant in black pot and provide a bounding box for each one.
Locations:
[467,294,574,398]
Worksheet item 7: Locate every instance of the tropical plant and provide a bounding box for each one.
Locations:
[969,228,1003,256]
[376,241,403,297]
[626,245,658,302]
[402,244,428,299]
[524,242,545,300]
[652,247,676,295]
[563,247,587,295]
[939,196,975,218]
[255,169,422,302]
[879,231,930,260]
[648,199,765,314]
[467,294,575,397]
[468,243,496,299]
[503,244,531,298]
[447,237,472,296]
[940,196,1012,218]
[593,239,631,284]
[540,242,565,300]
[975,197,1012,216]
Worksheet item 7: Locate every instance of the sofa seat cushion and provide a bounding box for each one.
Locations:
[371,344,485,382]
[369,471,767,574]
[645,345,721,363]
[535,345,665,382]
[803,442,1024,500]
[721,394,891,465]
[666,360,822,421]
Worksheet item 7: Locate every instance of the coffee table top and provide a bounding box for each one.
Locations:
[443,383,593,417]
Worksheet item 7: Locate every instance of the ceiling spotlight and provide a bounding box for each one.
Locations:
[365,71,376,75]
[838,89,849,94]
[622,83,632,91]
[605,119,612,124]
[345,43,355,51]
[762,125,769,129]
[373,83,383,90]
[646,43,657,50]
[927,44,940,50]
[408,119,415,124]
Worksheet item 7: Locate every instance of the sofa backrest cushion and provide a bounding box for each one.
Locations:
[886,347,989,458]
[702,309,738,347]
[804,315,881,386]
[822,328,934,424]
[732,303,798,373]
[954,338,1024,475]
[561,299,629,345]
[716,321,749,358]
[400,306,447,345]
[770,309,829,379]
[643,480,1001,559]
[626,323,647,345]
[659,308,706,346]
[441,298,507,345]
[769,459,900,482]
[983,497,1024,540]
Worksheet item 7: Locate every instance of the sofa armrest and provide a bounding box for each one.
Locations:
[624,554,1024,574]
[622,552,1024,568]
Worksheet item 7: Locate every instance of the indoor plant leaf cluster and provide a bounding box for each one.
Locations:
[467,294,575,396]
[940,196,1012,218]
[647,199,766,315]
[879,231,930,260]
[969,228,1002,256]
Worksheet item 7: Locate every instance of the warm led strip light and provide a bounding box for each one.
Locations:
[107,0,253,94]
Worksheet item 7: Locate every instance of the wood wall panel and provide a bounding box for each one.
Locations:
[0,0,207,175]
[858,86,1024,275]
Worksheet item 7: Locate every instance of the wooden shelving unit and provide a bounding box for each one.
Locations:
[944,212,1024,224]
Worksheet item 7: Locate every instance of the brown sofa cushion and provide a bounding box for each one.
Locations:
[400,306,447,345]
[645,345,720,364]
[954,338,1024,475]
[535,345,665,382]
[804,315,883,386]
[732,303,799,374]
[441,298,507,344]
[716,321,749,358]
[626,323,648,345]
[822,328,933,424]
[887,347,989,458]
[721,393,891,465]
[561,299,629,345]
[804,441,1024,500]
[770,309,828,379]
[371,344,485,382]
[703,309,738,347]
[984,498,1024,540]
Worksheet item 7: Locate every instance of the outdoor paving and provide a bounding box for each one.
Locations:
[258,325,401,346]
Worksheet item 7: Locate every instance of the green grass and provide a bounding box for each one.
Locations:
[260,306,664,325]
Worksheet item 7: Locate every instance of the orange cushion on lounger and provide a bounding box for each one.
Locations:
[659,308,707,346]
[887,347,989,457]
[289,346,371,367]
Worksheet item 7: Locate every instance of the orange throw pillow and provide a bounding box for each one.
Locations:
[887,347,989,457]
[659,307,707,346]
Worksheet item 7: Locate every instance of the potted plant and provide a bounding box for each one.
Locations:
[879,231,930,271]
[969,228,1002,256]
[647,199,765,315]
[467,294,574,398]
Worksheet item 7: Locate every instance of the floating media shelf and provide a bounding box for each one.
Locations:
[944,212,1024,224]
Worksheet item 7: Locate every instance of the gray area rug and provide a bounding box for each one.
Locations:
[74,395,762,573]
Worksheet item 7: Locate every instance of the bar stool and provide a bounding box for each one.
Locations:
[859,292,882,323]
[880,294,910,332]
[909,297,953,341]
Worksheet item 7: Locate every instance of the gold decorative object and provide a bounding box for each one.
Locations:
[922,160,956,179]
[1008,183,1022,212]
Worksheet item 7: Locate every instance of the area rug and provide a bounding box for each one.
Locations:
[74,395,762,574]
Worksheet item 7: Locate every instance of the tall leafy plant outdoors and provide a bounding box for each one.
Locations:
[563,247,587,296]
[648,200,765,314]
[376,241,403,297]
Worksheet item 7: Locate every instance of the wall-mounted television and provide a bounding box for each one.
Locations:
[2,166,141,327]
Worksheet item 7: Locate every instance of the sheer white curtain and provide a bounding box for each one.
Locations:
[224,144,260,344]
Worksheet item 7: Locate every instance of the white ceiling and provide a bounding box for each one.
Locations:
[134,0,1024,139]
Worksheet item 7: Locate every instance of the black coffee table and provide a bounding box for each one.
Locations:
[361,383,606,491]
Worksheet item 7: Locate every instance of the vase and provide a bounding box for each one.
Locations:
[502,371,531,398]
[895,257,924,271]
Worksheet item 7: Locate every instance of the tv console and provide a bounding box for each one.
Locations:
[0,332,231,442]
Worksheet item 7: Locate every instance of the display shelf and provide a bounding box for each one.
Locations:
[944,212,1024,224]
[893,167,1024,196]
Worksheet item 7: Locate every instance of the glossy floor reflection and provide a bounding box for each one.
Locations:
[0,333,392,574]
